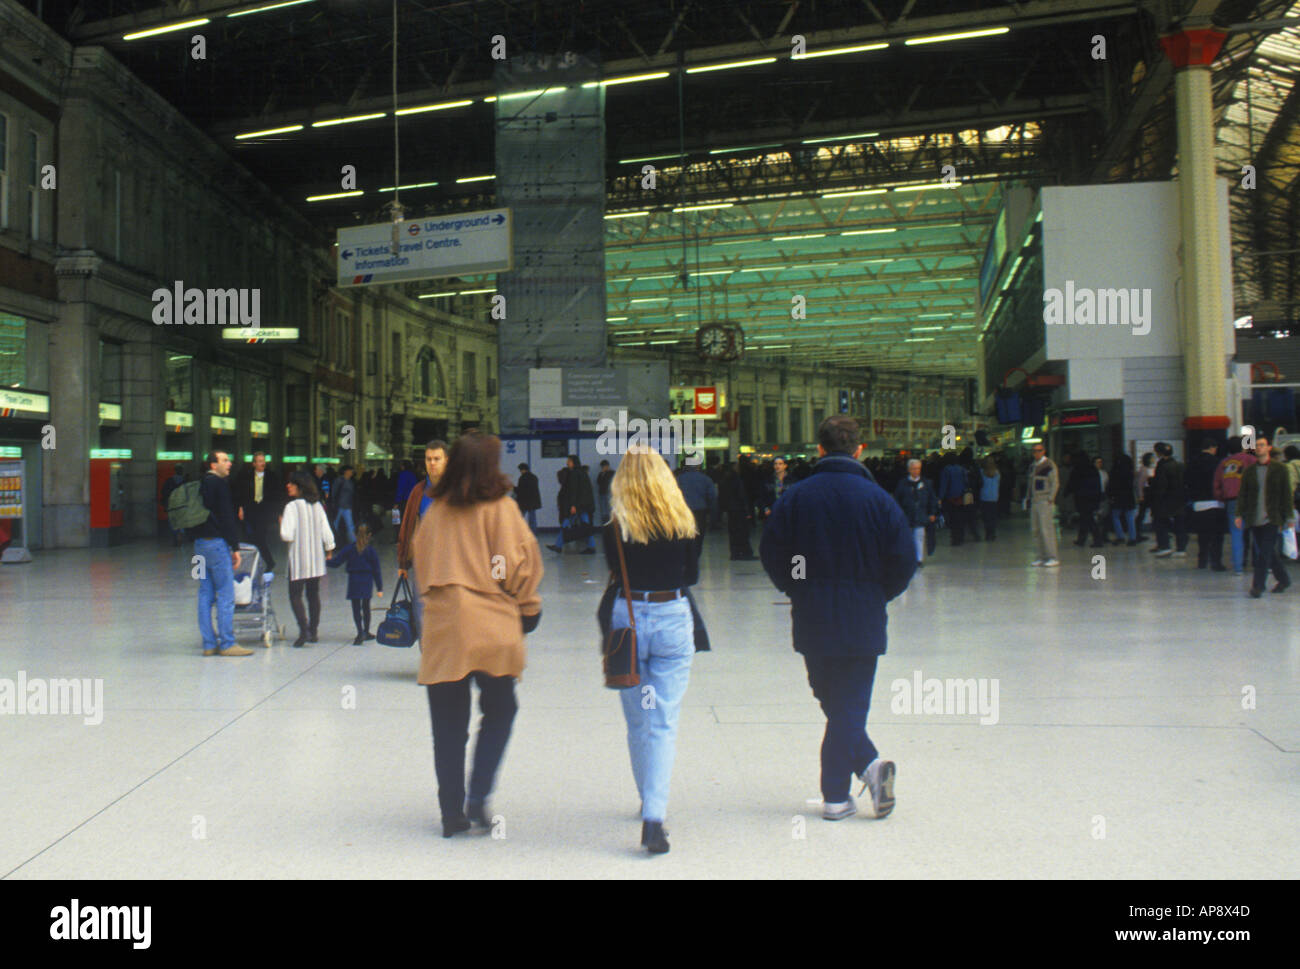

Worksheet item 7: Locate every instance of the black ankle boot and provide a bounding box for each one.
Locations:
[641,821,670,854]
[292,633,307,648]
[441,816,471,838]
[466,799,489,827]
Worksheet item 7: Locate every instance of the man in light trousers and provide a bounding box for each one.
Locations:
[1027,443,1060,567]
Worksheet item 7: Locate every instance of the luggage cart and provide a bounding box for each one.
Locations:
[231,543,285,647]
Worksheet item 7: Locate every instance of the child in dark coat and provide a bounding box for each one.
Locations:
[327,523,384,644]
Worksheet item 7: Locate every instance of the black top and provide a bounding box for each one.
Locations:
[603,521,699,591]
[192,472,241,550]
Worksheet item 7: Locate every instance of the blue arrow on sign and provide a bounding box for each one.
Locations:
[342,250,353,259]
[492,214,505,225]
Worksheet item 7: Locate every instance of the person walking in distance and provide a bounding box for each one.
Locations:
[549,454,597,554]
[332,466,357,544]
[760,416,916,822]
[978,456,1000,541]
[192,451,252,657]
[596,459,615,525]
[1150,442,1189,558]
[1027,443,1060,567]
[937,453,968,546]
[1213,436,1256,576]
[675,460,718,559]
[159,463,187,547]
[1107,452,1139,546]
[894,458,937,566]
[513,462,542,530]
[234,451,282,572]
[720,459,755,560]
[1236,443,1292,598]
[1186,439,1227,571]
[603,446,704,854]
[397,440,448,632]
[326,522,384,644]
[279,471,336,648]
[413,431,543,838]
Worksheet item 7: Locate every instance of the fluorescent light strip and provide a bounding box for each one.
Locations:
[672,202,734,212]
[911,326,945,332]
[904,27,1009,46]
[841,228,896,236]
[378,181,439,191]
[772,233,826,241]
[581,72,671,88]
[498,87,567,101]
[311,113,386,128]
[686,57,777,73]
[606,317,629,322]
[418,292,458,299]
[235,124,304,140]
[456,175,495,183]
[630,297,670,303]
[821,188,888,199]
[792,43,889,59]
[123,18,209,39]
[904,337,936,342]
[802,132,880,144]
[692,270,734,277]
[306,191,363,202]
[891,182,958,193]
[459,288,496,295]
[709,143,784,155]
[619,153,683,164]
[483,96,498,103]
[648,339,679,345]
[228,0,315,17]
[735,265,785,273]
[395,100,473,116]
[605,211,649,219]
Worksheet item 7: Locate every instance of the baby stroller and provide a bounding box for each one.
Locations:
[231,543,285,648]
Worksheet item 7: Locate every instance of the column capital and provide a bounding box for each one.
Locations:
[1159,29,1227,68]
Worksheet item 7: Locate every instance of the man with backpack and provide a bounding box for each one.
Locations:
[179,451,252,657]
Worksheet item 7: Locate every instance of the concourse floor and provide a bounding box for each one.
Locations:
[1,514,1296,880]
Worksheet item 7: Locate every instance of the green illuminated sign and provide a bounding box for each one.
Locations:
[90,448,133,459]
[282,455,307,463]
[157,451,193,460]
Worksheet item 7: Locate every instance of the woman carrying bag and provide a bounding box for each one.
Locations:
[412,432,543,838]
[279,470,335,648]
[602,445,703,855]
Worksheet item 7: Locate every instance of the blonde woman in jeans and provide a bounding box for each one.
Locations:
[603,446,701,854]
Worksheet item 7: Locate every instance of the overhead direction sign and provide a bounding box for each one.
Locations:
[336,209,513,287]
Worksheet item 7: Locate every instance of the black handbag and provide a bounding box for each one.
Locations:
[376,574,419,648]
[602,523,639,689]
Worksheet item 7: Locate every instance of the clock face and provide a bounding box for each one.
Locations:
[697,324,729,359]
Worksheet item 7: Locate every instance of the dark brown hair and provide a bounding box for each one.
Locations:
[432,431,512,506]
[818,415,860,454]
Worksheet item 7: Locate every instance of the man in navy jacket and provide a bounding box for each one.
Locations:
[760,416,916,822]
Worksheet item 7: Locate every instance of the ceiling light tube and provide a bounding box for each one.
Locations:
[235,124,304,140]
[686,57,777,73]
[672,202,734,212]
[904,27,1009,46]
[306,191,363,202]
[497,87,567,101]
[619,153,683,164]
[630,297,670,303]
[123,18,209,39]
[604,211,649,219]
[227,0,315,17]
[582,72,671,88]
[792,43,889,59]
[378,181,439,191]
[456,174,495,183]
[802,132,880,144]
[418,292,458,299]
[708,143,783,155]
[395,100,473,115]
[311,113,386,128]
[821,188,888,199]
[458,288,496,295]
[841,228,896,236]
[606,317,629,322]
[772,233,826,241]
[891,182,958,193]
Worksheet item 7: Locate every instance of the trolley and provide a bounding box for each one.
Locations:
[231,543,285,647]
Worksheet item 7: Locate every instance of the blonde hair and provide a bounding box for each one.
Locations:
[610,446,698,545]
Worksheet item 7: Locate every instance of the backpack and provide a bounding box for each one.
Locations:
[167,480,211,532]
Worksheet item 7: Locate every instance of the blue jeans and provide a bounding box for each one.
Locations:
[524,508,537,530]
[613,596,694,822]
[804,653,880,803]
[195,537,236,652]
[564,512,597,550]
[598,495,611,525]
[1111,508,1137,542]
[1226,499,1245,571]
[333,507,354,543]
[911,526,925,563]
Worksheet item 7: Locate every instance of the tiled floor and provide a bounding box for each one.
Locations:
[1,516,1296,879]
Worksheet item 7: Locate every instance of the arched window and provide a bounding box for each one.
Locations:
[415,346,446,401]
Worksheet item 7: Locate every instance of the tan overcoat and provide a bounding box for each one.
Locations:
[412,495,543,685]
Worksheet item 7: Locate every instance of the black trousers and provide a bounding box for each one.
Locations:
[692,508,709,559]
[1074,500,1104,546]
[727,510,753,558]
[426,673,518,824]
[1155,511,1189,551]
[245,510,276,571]
[944,500,965,545]
[288,577,321,636]
[1192,508,1226,568]
[980,501,998,540]
[1250,524,1289,591]
[804,654,880,803]
[350,598,371,634]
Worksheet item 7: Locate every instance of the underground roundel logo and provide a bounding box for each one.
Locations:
[407,223,421,236]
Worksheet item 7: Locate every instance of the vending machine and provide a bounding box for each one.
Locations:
[89,449,132,547]
[0,457,32,563]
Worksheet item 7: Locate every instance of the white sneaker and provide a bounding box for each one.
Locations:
[822,796,857,821]
[857,759,896,818]
[1030,559,1045,567]
[1043,558,1060,567]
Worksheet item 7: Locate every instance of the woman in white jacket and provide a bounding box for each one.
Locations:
[280,470,336,647]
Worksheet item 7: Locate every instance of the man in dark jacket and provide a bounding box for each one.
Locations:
[596,459,615,524]
[1150,442,1189,557]
[1235,443,1292,597]
[191,451,252,657]
[1186,439,1226,571]
[514,463,542,530]
[332,466,357,543]
[894,458,938,566]
[760,416,916,822]
[549,454,596,554]
[720,461,755,560]
[233,451,282,571]
[676,462,719,557]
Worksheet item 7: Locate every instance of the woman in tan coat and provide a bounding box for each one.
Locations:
[412,431,543,838]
